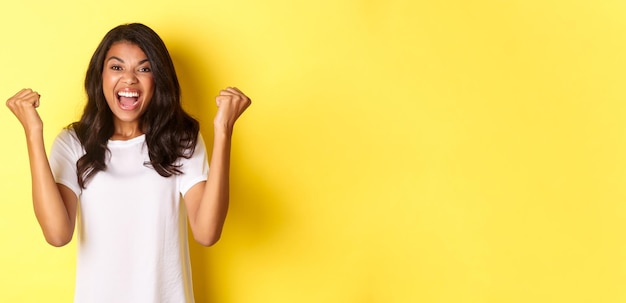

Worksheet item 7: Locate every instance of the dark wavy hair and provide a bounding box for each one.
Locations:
[71,23,199,189]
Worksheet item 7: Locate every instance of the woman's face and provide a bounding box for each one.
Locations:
[102,41,154,128]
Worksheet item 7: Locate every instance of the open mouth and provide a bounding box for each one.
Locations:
[117,90,141,110]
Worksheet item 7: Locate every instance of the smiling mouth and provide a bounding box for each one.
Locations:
[117,91,141,110]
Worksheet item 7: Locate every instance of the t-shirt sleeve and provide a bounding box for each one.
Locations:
[49,129,82,197]
[179,133,209,196]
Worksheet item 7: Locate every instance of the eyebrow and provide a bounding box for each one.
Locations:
[106,56,150,65]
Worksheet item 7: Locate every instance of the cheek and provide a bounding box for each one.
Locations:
[101,73,116,89]
[144,77,155,96]
[101,75,117,103]
[145,76,155,87]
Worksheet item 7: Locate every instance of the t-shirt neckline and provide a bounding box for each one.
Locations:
[108,134,146,147]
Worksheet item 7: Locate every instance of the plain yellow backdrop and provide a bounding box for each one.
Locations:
[1,0,626,302]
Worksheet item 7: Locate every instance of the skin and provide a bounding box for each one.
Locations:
[103,41,155,140]
[6,42,251,247]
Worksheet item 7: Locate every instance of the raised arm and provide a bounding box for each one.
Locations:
[6,89,77,247]
[183,87,251,246]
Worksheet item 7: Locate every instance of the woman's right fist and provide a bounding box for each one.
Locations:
[6,88,43,133]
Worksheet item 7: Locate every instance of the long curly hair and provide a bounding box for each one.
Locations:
[71,23,199,189]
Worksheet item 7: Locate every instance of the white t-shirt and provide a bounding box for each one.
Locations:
[49,129,208,303]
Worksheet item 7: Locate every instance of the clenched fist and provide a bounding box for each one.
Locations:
[214,87,251,132]
[6,88,43,134]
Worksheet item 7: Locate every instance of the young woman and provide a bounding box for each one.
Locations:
[5,23,250,302]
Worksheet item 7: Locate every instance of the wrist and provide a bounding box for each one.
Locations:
[213,123,233,137]
[25,126,44,140]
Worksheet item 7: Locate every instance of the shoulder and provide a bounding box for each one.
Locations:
[55,128,80,144]
[56,127,78,140]
[197,132,206,146]
[51,128,84,154]
[181,131,206,157]
[193,132,207,155]
[178,132,208,164]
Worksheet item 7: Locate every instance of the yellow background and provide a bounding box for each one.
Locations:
[1,0,626,302]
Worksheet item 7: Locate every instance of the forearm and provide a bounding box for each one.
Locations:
[191,130,232,246]
[26,130,74,246]
[6,89,75,246]
[186,86,250,246]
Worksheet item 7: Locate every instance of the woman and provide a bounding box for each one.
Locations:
[5,23,250,302]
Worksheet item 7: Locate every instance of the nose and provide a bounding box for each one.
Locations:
[121,70,138,85]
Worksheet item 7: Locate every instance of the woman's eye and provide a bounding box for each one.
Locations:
[111,65,122,71]
[139,67,151,72]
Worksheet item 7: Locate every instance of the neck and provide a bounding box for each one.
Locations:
[111,121,143,140]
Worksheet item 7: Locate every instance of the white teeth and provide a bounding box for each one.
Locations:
[118,91,139,98]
